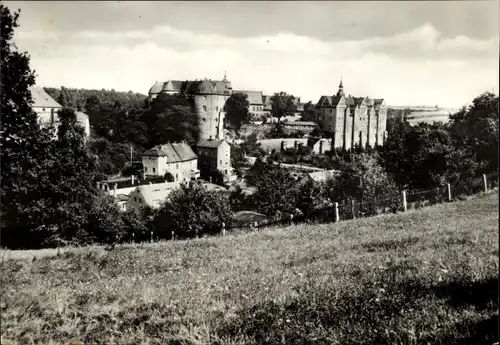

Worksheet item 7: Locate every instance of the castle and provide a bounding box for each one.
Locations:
[148,76,388,149]
[148,74,232,140]
[315,80,387,149]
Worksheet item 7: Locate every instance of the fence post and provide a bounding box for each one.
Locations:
[351,199,356,219]
[483,174,488,192]
[334,202,339,222]
[402,190,407,212]
[150,231,153,243]
[132,232,135,244]
[447,183,452,202]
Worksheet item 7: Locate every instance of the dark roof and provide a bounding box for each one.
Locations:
[317,95,343,107]
[149,79,231,96]
[143,142,197,162]
[197,139,225,148]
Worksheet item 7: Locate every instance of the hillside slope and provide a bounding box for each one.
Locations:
[1,193,498,345]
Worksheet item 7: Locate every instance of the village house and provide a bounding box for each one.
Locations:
[142,142,200,182]
[315,79,387,149]
[126,182,181,212]
[196,138,235,181]
[29,85,90,139]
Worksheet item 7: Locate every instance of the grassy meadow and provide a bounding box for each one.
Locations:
[1,192,498,345]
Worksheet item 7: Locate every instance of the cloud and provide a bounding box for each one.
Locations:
[13,23,499,107]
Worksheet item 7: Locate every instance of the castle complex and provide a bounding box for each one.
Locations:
[148,76,388,149]
[315,80,387,149]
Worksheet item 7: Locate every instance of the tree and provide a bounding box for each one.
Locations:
[245,160,299,216]
[153,183,232,239]
[270,92,296,125]
[300,101,316,122]
[164,171,175,182]
[0,4,56,247]
[296,179,328,218]
[332,152,398,203]
[449,92,499,174]
[142,93,200,147]
[225,92,250,131]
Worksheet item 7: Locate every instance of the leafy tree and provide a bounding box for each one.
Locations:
[142,93,200,147]
[153,183,232,239]
[332,152,398,203]
[164,171,175,182]
[0,4,54,247]
[225,92,250,131]
[296,179,328,218]
[245,160,299,216]
[300,101,316,122]
[271,92,296,125]
[449,92,499,174]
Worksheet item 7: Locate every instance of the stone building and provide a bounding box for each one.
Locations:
[315,80,387,149]
[29,85,90,139]
[148,74,232,140]
[142,142,200,182]
[196,138,235,181]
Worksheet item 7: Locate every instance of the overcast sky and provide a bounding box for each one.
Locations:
[6,1,499,107]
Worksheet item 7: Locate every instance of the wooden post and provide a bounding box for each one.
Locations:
[483,174,488,192]
[150,231,153,243]
[402,190,407,212]
[132,232,135,243]
[351,199,356,219]
[334,202,339,222]
[447,183,452,202]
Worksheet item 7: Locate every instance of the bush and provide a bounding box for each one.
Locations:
[153,182,232,239]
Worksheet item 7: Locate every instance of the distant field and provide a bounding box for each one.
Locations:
[1,192,498,345]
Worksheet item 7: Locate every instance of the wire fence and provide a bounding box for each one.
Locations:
[226,172,498,235]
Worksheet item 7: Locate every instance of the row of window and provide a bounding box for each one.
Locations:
[202,105,219,112]
[252,106,263,111]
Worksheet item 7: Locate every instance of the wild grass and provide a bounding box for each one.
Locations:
[1,192,498,345]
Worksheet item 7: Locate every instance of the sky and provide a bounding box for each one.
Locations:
[6,1,499,108]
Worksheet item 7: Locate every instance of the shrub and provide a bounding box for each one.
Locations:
[153,182,232,239]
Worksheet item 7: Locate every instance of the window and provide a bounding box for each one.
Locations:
[134,197,137,202]
[176,173,178,180]
[152,168,155,173]
[144,167,148,172]
[215,106,218,111]
[203,106,207,111]
[202,117,206,122]
[220,160,222,164]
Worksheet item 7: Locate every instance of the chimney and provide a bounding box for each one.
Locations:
[113,183,117,198]
[131,175,135,185]
[209,135,213,141]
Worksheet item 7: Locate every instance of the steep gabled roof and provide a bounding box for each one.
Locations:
[143,142,197,162]
[197,139,225,148]
[317,95,343,107]
[29,86,62,109]
[233,90,264,105]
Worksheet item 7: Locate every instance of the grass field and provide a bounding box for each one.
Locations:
[1,192,498,345]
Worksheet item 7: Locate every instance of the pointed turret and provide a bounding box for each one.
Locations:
[336,77,345,97]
